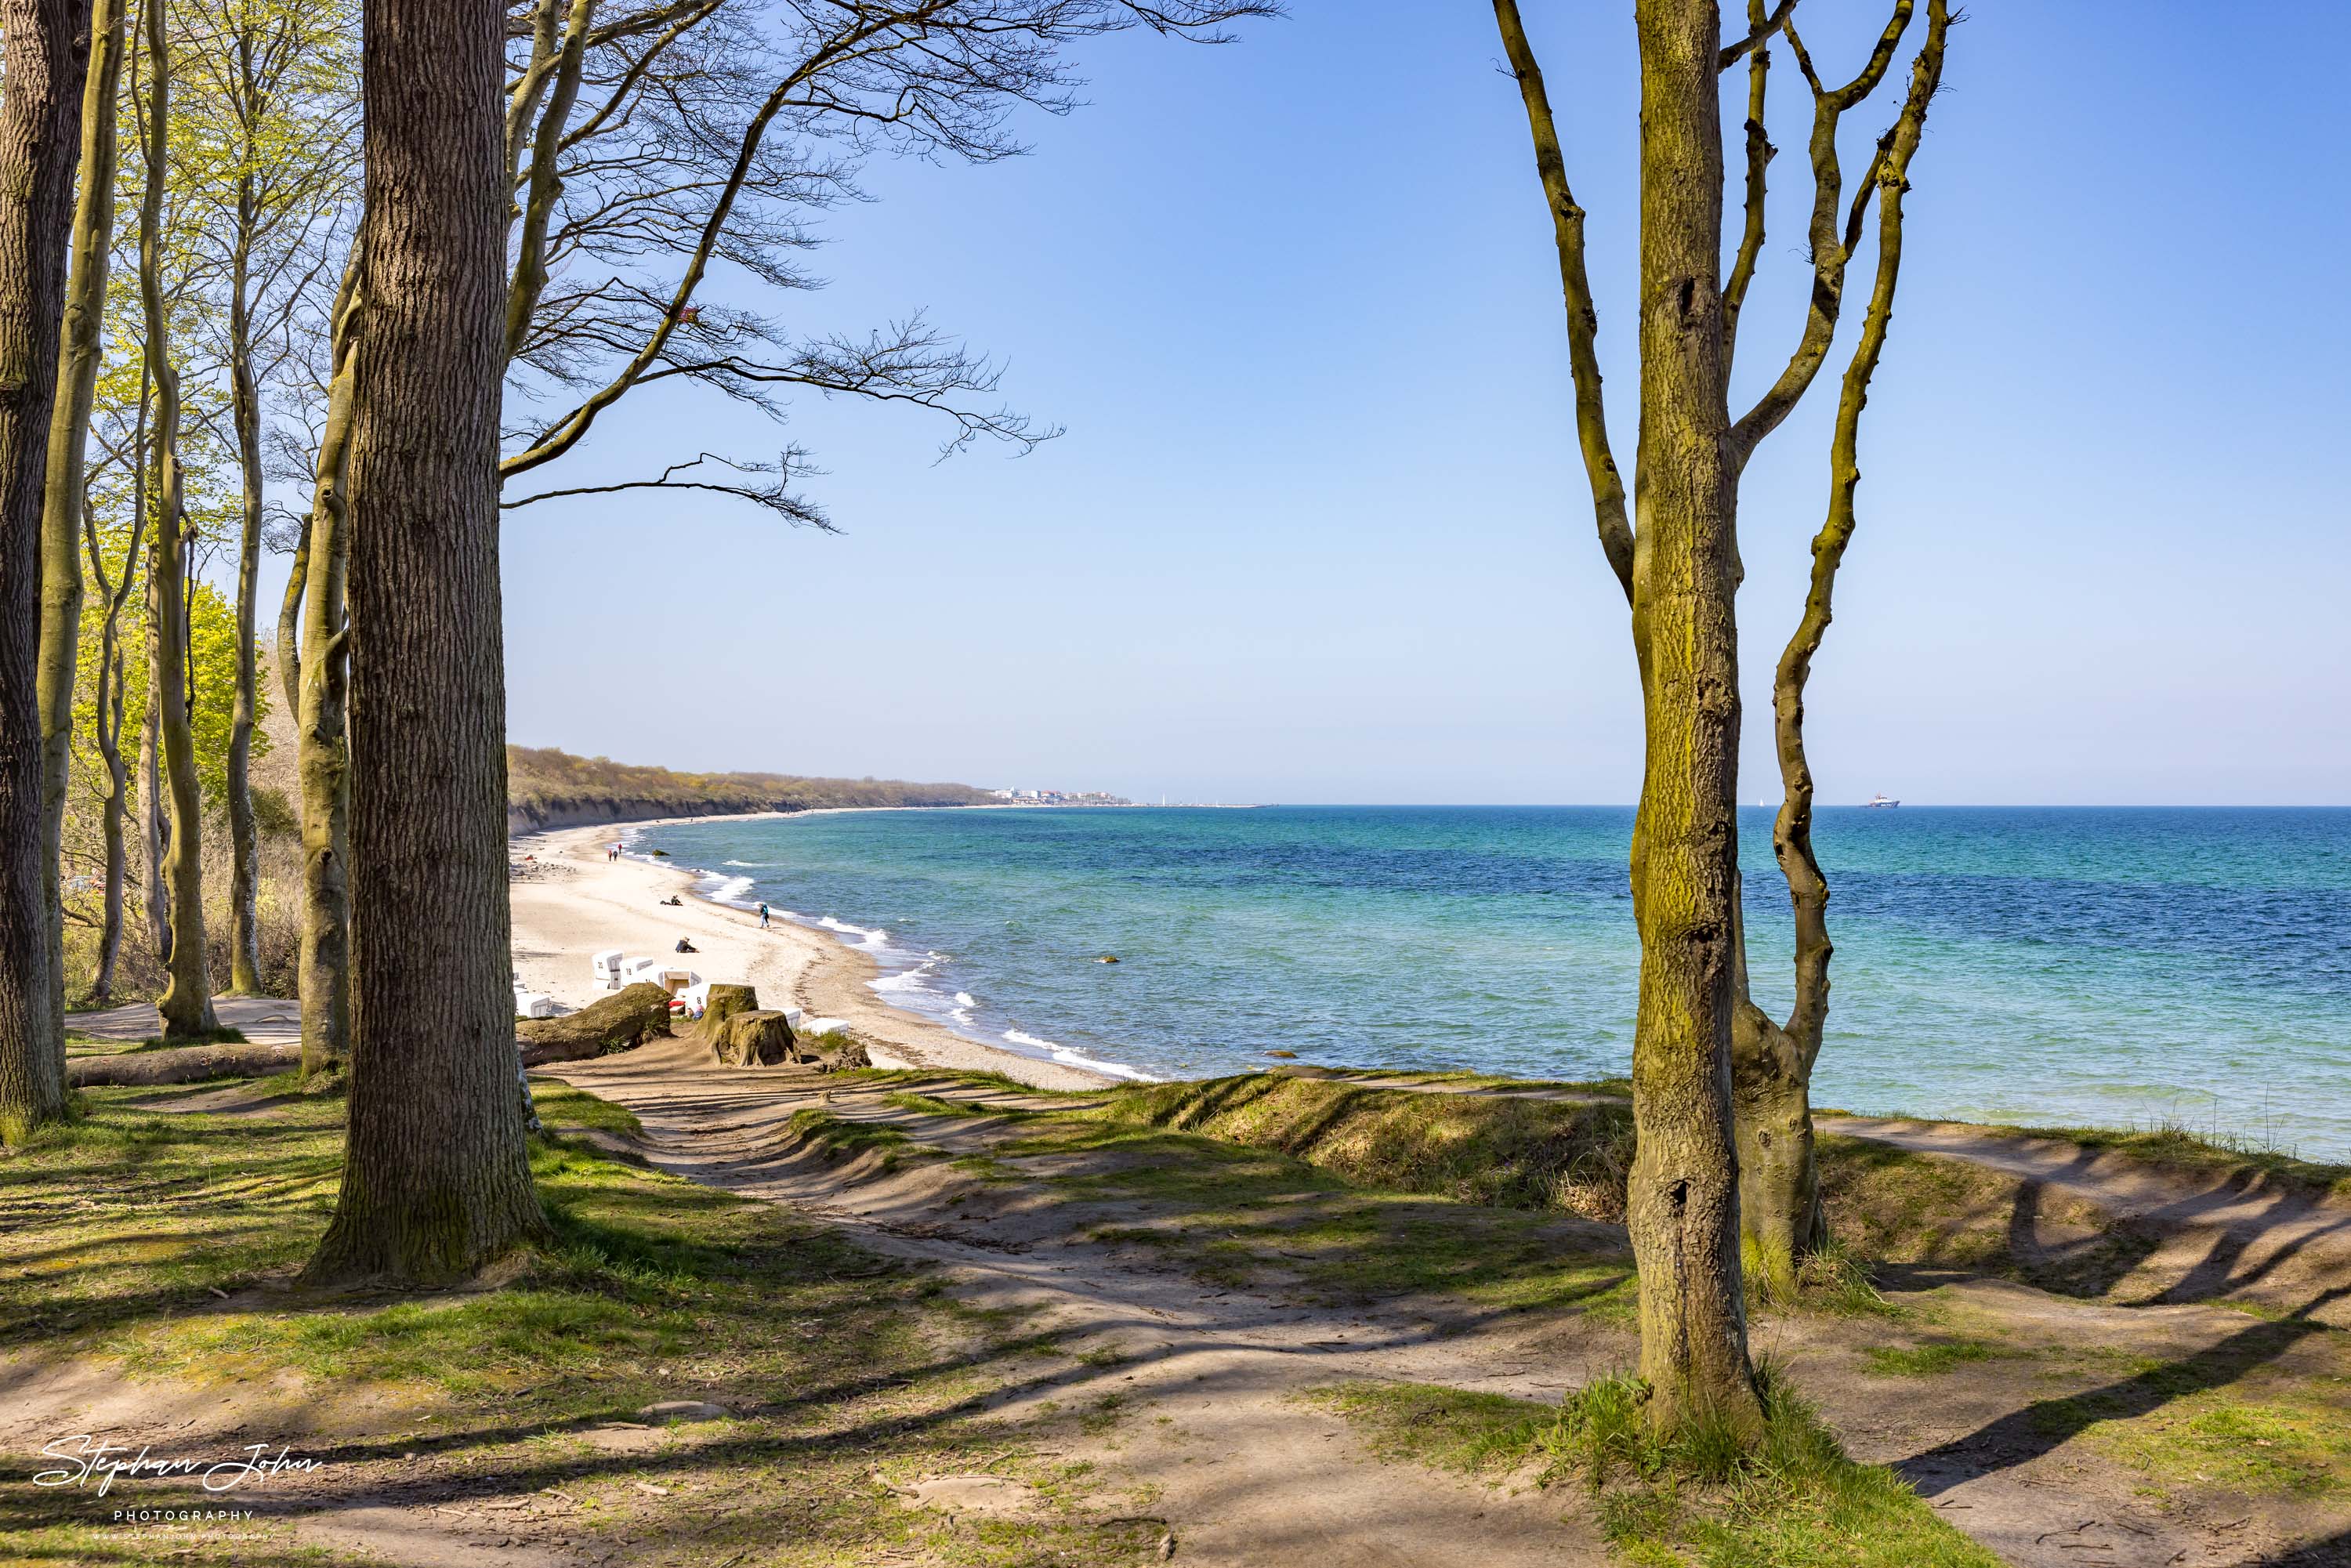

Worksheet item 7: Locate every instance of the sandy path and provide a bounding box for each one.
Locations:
[507,824,1111,1090]
[543,1037,1610,1566]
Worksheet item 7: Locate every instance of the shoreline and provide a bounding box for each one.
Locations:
[508,817,1121,1090]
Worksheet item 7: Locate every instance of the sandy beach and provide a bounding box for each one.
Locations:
[507,819,1115,1089]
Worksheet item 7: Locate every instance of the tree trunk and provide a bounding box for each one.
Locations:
[226,177,265,995]
[1730,2,1948,1294]
[90,637,130,1005]
[296,261,357,1077]
[139,0,216,1041]
[39,0,130,1046]
[0,0,86,1143]
[139,597,169,964]
[302,0,549,1283]
[1621,0,1759,1436]
[277,512,308,716]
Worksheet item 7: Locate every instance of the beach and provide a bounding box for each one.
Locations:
[506,820,1116,1089]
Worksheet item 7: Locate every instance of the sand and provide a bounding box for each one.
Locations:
[506,820,1115,1090]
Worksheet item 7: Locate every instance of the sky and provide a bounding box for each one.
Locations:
[343,2,2351,805]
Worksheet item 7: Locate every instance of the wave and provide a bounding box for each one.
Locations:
[702,874,756,906]
[722,859,773,868]
[817,915,889,951]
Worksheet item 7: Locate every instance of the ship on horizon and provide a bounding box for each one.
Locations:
[1863,792,1900,808]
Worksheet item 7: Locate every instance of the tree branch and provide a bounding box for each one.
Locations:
[1490,0,1632,604]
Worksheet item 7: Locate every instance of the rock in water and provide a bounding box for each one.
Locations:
[699,983,759,1058]
[721,1009,797,1066]
[1097,954,1121,964]
[1262,1049,1298,1059]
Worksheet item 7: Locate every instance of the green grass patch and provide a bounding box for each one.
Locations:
[1092,1072,1636,1221]
[1862,1338,2001,1377]
[1310,1372,2003,1567]
[0,1084,1172,1566]
[998,1117,1636,1320]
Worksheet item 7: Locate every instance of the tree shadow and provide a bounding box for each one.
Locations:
[1896,1284,2351,1498]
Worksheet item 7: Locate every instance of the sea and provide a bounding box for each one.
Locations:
[629,806,2351,1161]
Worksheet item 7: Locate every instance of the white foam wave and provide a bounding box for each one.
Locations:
[723,859,773,868]
[995,1027,1157,1082]
[703,874,756,905]
[818,915,889,951]
[953,992,977,1009]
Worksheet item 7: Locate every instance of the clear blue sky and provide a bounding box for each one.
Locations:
[471,1,2349,805]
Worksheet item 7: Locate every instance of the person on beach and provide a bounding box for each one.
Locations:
[759,902,770,929]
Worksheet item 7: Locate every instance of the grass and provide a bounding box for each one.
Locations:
[0,1080,1172,1566]
[1307,1371,2003,1567]
[1862,1338,2001,1377]
[991,1114,1639,1321]
[1967,1117,2351,1203]
[1093,1072,1638,1220]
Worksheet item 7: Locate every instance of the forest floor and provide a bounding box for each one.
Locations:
[5,1033,2351,1566]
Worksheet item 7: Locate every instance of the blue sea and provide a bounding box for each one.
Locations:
[632,806,2351,1160]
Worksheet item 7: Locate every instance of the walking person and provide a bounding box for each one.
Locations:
[758,902,770,929]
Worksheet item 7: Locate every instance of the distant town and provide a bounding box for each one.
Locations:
[983,789,1258,808]
[985,788,1131,805]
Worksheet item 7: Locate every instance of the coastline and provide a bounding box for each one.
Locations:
[508,817,1121,1090]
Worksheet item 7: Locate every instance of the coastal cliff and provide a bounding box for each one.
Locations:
[506,744,991,835]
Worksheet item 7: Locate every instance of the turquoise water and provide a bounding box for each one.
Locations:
[633,806,2351,1159]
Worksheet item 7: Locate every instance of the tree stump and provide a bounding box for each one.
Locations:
[517,982,675,1067]
[720,1009,797,1067]
[699,983,759,1057]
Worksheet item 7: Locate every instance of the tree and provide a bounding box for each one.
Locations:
[177,0,357,994]
[36,0,131,1068]
[0,0,89,1142]
[293,258,355,1077]
[136,0,220,1039]
[1489,0,1950,1427]
[300,0,549,1284]
[1723,1,1947,1299]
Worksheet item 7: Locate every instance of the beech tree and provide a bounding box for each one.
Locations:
[1491,0,1950,1427]
[132,0,222,1038]
[34,0,130,1066]
[0,0,89,1141]
[176,0,357,994]
[300,0,549,1284]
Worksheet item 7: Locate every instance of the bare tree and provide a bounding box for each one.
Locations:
[494,0,1279,516]
[1726,0,1947,1298]
[0,0,89,1141]
[1490,0,1951,1427]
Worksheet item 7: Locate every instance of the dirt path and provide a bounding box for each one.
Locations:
[67,994,302,1050]
[545,1037,1613,1566]
[541,1045,2351,1568]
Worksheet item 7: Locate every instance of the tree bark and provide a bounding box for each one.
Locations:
[139,0,216,1041]
[226,161,265,995]
[277,512,308,716]
[0,0,86,1142]
[302,0,549,1283]
[40,0,131,1043]
[1732,1,1947,1295]
[1621,0,1759,1436]
[82,483,145,1009]
[296,260,357,1077]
